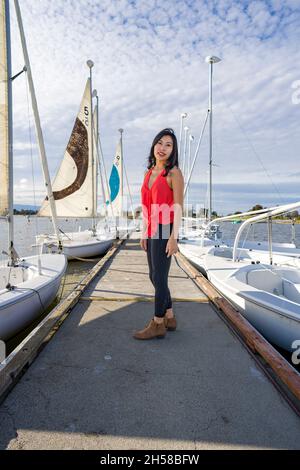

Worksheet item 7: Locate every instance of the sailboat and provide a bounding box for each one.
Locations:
[36,63,114,259]
[100,129,137,239]
[202,202,300,352]
[179,55,299,273]
[178,56,223,270]
[0,0,66,341]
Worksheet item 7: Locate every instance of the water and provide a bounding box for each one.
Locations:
[219,220,300,246]
[0,216,99,258]
[1,216,299,257]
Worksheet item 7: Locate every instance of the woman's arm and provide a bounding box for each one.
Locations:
[166,168,184,257]
[140,170,149,251]
[171,167,184,240]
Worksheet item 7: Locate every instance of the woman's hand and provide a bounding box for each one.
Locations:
[166,237,178,258]
[140,238,147,251]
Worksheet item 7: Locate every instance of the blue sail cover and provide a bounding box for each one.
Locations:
[106,164,120,205]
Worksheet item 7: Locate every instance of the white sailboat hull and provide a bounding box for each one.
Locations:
[204,249,300,352]
[179,237,300,275]
[178,238,216,275]
[0,254,67,341]
[36,230,113,259]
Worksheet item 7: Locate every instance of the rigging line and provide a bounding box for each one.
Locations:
[184,110,209,197]
[94,126,114,219]
[95,128,115,220]
[6,264,14,288]
[58,272,67,302]
[4,285,46,312]
[58,227,71,240]
[123,160,135,221]
[24,71,40,243]
[216,83,284,204]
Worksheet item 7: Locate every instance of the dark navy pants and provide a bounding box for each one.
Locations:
[147,223,173,318]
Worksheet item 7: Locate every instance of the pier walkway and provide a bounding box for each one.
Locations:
[0,234,299,449]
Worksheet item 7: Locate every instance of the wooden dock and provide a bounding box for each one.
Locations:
[0,233,300,450]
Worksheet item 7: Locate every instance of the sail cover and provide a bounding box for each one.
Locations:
[0,0,9,216]
[39,79,95,217]
[105,139,123,217]
[93,104,106,213]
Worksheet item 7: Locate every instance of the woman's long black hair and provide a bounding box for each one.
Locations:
[147,128,179,177]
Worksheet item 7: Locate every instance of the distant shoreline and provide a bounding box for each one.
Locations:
[10,213,300,224]
[14,210,38,216]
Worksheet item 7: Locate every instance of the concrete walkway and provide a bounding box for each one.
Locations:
[0,236,299,449]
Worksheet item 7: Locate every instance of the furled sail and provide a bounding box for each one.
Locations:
[39,79,94,217]
[105,140,123,217]
[0,0,9,216]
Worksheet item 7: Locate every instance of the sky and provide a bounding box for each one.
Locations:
[8,0,300,214]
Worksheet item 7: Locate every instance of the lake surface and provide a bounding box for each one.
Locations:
[1,216,299,257]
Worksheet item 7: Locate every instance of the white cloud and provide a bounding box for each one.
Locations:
[6,0,300,212]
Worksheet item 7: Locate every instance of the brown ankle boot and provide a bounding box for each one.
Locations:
[133,319,166,340]
[164,315,177,331]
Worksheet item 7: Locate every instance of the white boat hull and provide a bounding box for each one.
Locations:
[204,250,300,352]
[36,231,114,260]
[179,237,300,275]
[178,238,216,275]
[0,254,67,341]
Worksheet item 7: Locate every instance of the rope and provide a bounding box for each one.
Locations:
[5,285,46,312]
[57,271,67,302]
[59,228,71,240]
[216,84,284,204]
[80,296,208,302]
[25,72,39,235]
[5,264,14,290]
[123,159,135,221]
[67,255,103,262]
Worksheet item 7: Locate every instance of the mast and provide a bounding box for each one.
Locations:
[205,55,221,222]
[2,0,14,265]
[119,128,124,217]
[87,60,97,228]
[14,0,62,248]
[186,134,194,217]
[178,112,187,163]
[93,92,106,219]
[182,125,189,182]
[122,141,135,224]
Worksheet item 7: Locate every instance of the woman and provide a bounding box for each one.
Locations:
[133,128,184,340]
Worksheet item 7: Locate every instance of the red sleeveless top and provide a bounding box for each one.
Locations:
[141,167,174,238]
